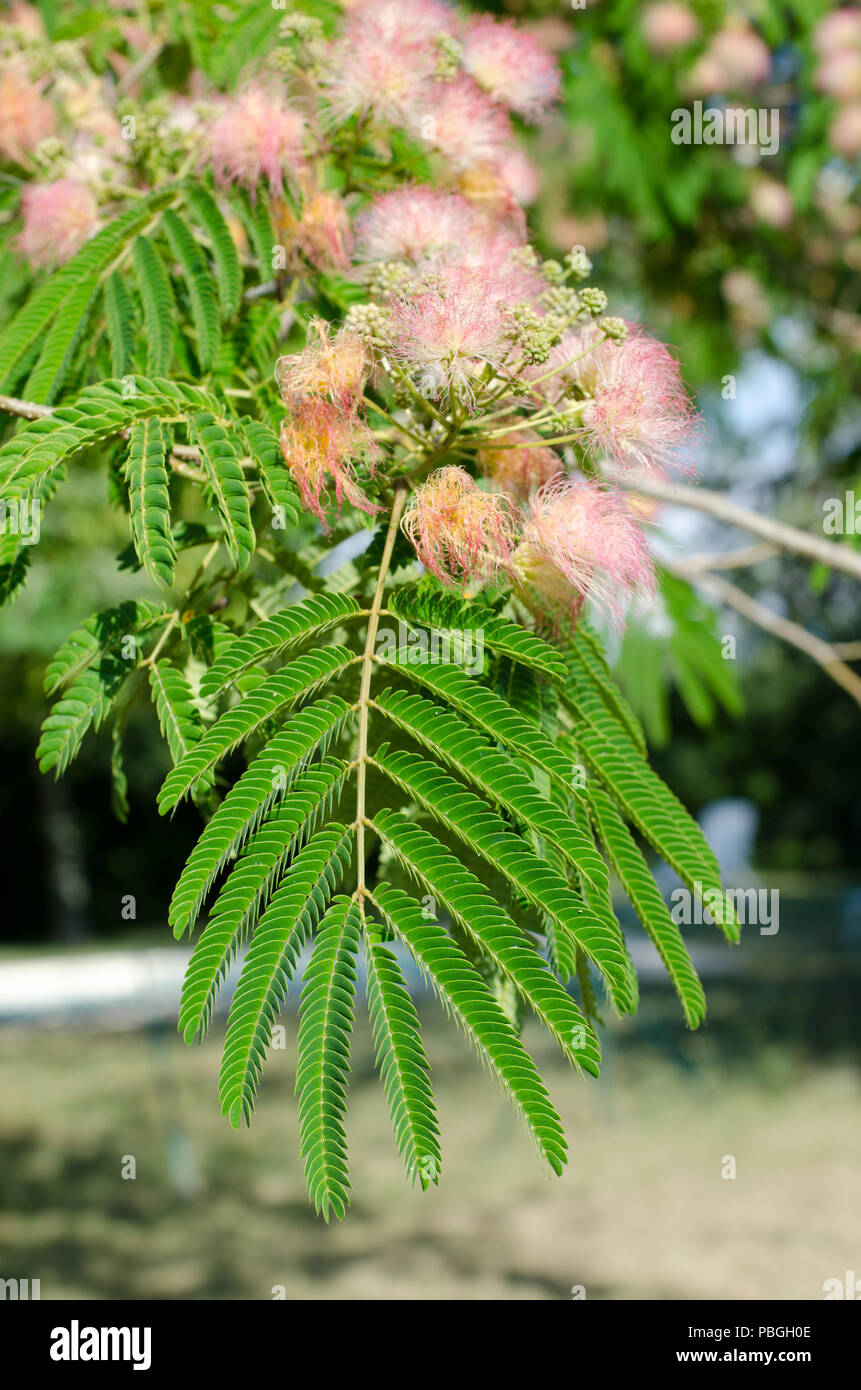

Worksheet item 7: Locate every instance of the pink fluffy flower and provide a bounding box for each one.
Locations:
[206,86,306,196]
[816,50,861,102]
[749,178,793,229]
[402,466,514,586]
[387,264,515,401]
[831,102,861,158]
[514,478,655,629]
[18,179,99,267]
[641,3,700,55]
[0,64,57,162]
[322,0,453,126]
[706,21,771,90]
[408,75,513,172]
[295,187,354,270]
[579,326,702,474]
[459,15,561,121]
[478,433,563,503]
[354,185,495,266]
[280,396,378,529]
[534,324,701,474]
[814,8,861,56]
[276,319,369,412]
[495,148,541,207]
[346,0,456,44]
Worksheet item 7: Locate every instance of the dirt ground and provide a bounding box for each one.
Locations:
[0,1012,858,1301]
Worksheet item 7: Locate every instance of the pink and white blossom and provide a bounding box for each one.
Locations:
[532,324,702,475]
[206,86,306,196]
[478,434,563,503]
[18,179,99,267]
[641,3,700,55]
[387,264,515,400]
[276,319,369,412]
[459,15,561,121]
[354,185,500,267]
[280,395,378,529]
[514,478,655,629]
[0,64,56,162]
[813,8,861,56]
[402,466,514,586]
[407,75,513,172]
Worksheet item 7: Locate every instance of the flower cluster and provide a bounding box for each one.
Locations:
[0,0,706,635]
[405,467,655,630]
[276,320,378,529]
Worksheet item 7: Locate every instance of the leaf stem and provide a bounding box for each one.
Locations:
[353,483,408,898]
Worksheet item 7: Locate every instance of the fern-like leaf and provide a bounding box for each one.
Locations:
[366,941,441,1188]
[371,808,601,1074]
[587,783,707,1028]
[132,236,176,376]
[189,410,255,569]
[162,209,221,370]
[295,892,362,1220]
[158,648,354,806]
[164,696,353,926]
[371,884,568,1176]
[200,593,362,699]
[181,185,243,319]
[124,419,176,587]
[373,746,637,1013]
[178,761,348,1041]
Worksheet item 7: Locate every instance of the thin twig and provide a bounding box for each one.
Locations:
[674,543,780,572]
[672,565,861,708]
[609,470,861,583]
[353,483,408,899]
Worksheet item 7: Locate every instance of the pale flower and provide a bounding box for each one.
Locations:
[402,466,514,586]
[18,179,99,267]
[513,478,654,629]
[206,85,306,196]
[459,15,561,121]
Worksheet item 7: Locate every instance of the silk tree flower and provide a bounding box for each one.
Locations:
[407,75,513,173]
[294,185,354,270]
[532,324,702,475]
[495,148,541,207]
[816,50,861,102]
[18,179,99,267]
[402,466,514,586]
[814,8,861,55]
[387,264,517,401]
[5,3,46,37]
[0,64,57,162]
[749,178,794,229]
[321,0,454,126]
[345,0,456,44]
[276,319,370,412]
[459,15,561,121]
[513,478,655,629]
[206,85,307,196]
[700,20,771,91]
[354,185,503,267]
[477,433,563,503]
[641,3,700,55]
[578,327,702,474]
[831,103,861,158]
[280,396,378,529]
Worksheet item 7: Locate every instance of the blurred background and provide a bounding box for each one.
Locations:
[1,0,860,1299]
